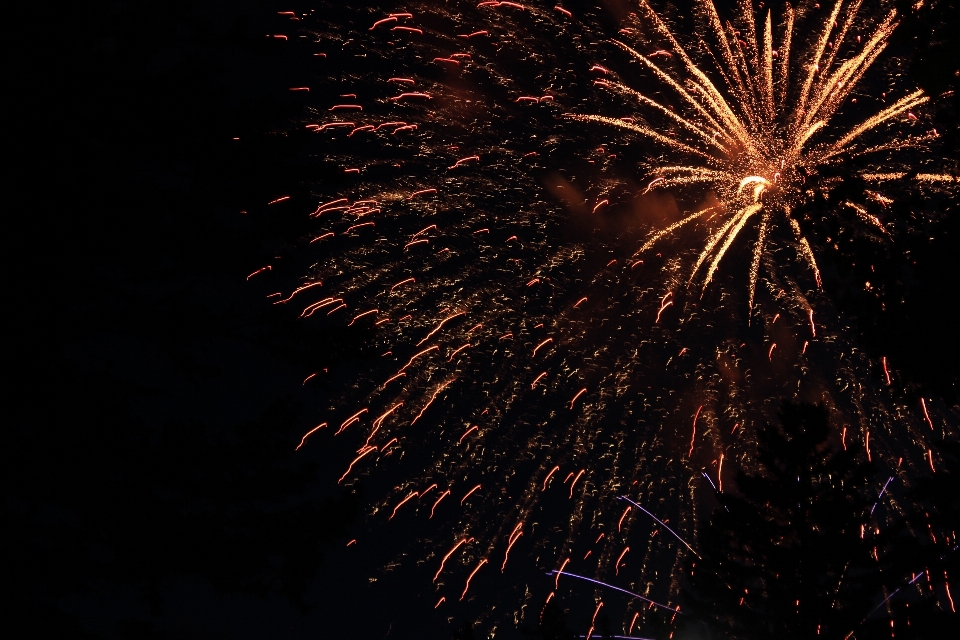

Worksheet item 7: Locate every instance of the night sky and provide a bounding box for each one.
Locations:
[7,1,960,639]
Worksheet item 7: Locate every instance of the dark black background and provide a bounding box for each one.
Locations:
[5,1,958,638]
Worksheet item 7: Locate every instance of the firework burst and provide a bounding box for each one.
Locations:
[256,0,955,634]
[570,0,947,316]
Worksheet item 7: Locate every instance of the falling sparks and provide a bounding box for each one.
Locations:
[259,0,952,634]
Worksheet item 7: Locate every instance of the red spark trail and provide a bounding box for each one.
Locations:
[461,484,482,504]
[348,309,378,326]
[418,311,466,346]
[430,490,451,518]
[718,454,724,492]
[570,388,587,409]
[921,398,935,430]
[532,338,553,356]
[381,372,406,389]
[399,346,439,372]
[389,491,419,520]
[531,372,547,389]
[390,278,415,292]
[555,558,570,589]
[569,469,585,498]
[338,446,376,484]
[275,281,323,304]
[689,405,703,457]
[336,408,368,436]
[502,523,523,571]
[295,423,326,450]
[411,379,455,425]
[615,547,630,575]
[543,465,560,491]
[434,537,471,582]
[461,559,488,600]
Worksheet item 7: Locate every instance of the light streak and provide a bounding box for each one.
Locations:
[417,311,466,346]
[921,398,935,430]
[655,292,673,323]
[591,601,603,625]
[300,298,341,318]
[338,446,376,484]
[531,372,547,389]
[348,309,378,326]
[459,425,478,443]
[532,338,553,356]
[389,491,418,520]
[411,379,455,425]
[247,265,271,280]
[547,570,680,612]
[399,346,439,372]
[448,343,471,362]
[554,558,570,589]
[570,388,587,410]
[430,490,450,518]
[615,547,629,575]
[276,281,323,304]
[380,372,406,389]
[870,476,894,516]
[460,559,488,600]
[461,484,481,504]
[689,405,702,457]
[295,423,326,450]
[502,523,523,571]
[718,454,724,493]
[569,469,585,499]
[543,465,560,491]
[335,408,368,436]
[618,496,699,558]
[434,537,471,582]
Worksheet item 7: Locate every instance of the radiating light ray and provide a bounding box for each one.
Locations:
[574,0,929,304]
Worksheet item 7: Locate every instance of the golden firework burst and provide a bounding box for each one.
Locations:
[569,0,934,313]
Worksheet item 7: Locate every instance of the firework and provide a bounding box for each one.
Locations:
[254,1,954,635]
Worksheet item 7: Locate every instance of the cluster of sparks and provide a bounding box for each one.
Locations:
[250,1,956,636]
